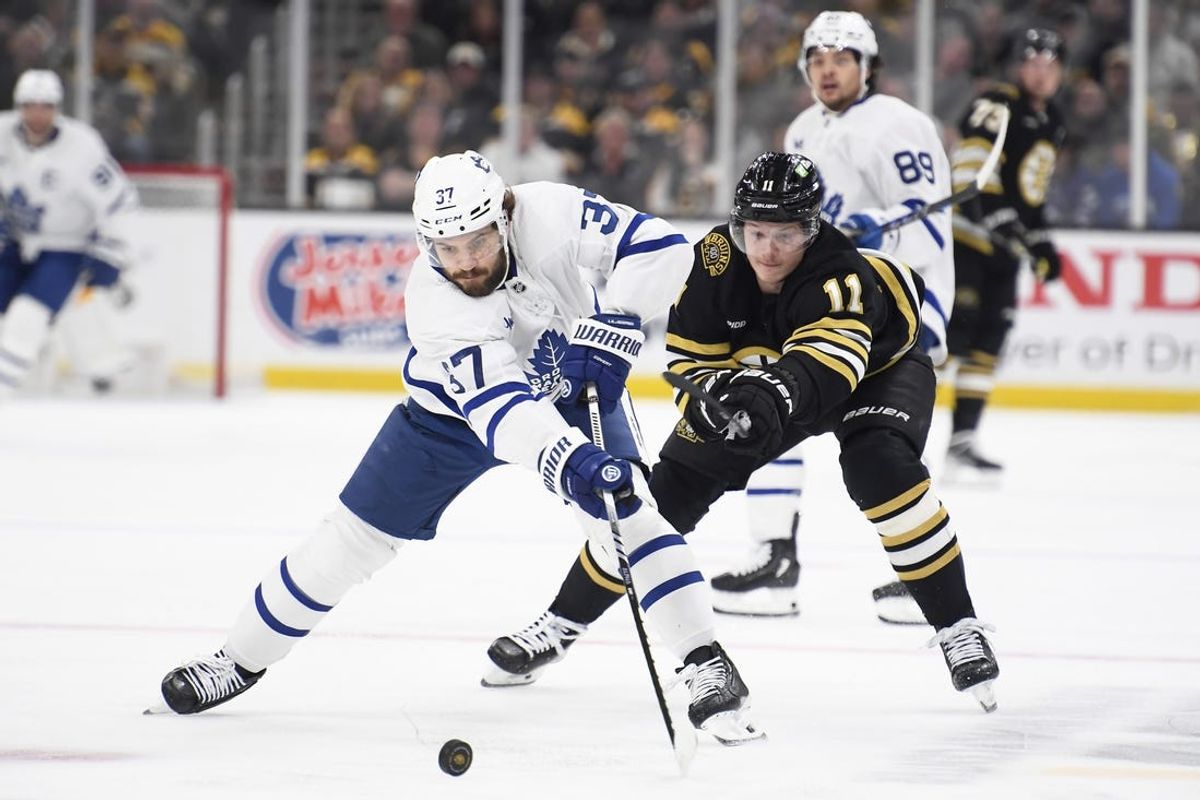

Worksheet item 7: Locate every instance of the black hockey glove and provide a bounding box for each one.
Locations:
[680,369,738,441]
[1026,231,1061,282]
[981,208,1029,263]
[691,367,801,455]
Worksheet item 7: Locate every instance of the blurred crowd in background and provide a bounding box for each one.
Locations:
[2,0,1198,229]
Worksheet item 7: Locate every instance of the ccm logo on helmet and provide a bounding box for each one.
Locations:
[434,214,464,225]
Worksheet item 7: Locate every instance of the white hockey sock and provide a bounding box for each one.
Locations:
[745,442,805,544]
[225,504,402,672]
[0,295,52,397]
[582,499,714,661]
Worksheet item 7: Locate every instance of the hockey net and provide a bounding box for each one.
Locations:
[39,166,231,398]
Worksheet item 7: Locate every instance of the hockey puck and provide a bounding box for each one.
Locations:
[438,739,473,776]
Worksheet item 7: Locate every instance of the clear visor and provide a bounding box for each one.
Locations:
[730,218,818,254]
[420,223,504,271]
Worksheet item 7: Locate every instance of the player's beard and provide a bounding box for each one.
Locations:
[449,256,507,297]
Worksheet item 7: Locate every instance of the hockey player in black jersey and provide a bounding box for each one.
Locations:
[485,152,1000,712]
[946,28,1067,477]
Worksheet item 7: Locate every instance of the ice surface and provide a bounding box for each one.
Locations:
[2,393,1197,799]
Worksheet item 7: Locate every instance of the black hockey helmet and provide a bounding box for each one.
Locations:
[1015,28,1066,63]
[730,152,824,252]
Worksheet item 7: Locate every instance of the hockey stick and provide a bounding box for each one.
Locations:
[584,383,697,776]
[661,371,751,439]
[861,104,1011,239]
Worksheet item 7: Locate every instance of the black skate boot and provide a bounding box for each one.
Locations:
[481,611,587,687]
[930,618,999,713]
[710,536,800,617]
[676,642,764,745]
[943,433,1003,484]
[157,650,264,714]
[871,580,926,625]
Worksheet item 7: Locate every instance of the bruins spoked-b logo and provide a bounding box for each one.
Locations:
[702,232,731,277]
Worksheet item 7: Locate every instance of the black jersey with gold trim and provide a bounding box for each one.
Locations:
[950,82,1065,254]
[667,222,924,428]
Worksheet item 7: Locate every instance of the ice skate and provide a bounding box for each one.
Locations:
[711,538,800,617]
[674,642,765,745]
[871,580,926,625]
[481,611,587,687]
[930,618,999,713]
[151,650,264,715]
[942,433,1003,485]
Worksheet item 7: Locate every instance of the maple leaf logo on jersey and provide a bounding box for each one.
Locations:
[525,329,568,398]
[6,188,45,234]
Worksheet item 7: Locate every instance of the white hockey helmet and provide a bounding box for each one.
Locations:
[799,11,879,100]
[14,69,64,107]
[413,150,508,241]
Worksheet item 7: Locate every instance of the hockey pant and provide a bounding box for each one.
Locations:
[226,399,714,671]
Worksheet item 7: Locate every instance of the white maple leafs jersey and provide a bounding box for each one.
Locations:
[0,111,138,268]
[403,181,692,471]
[784,94,954,358]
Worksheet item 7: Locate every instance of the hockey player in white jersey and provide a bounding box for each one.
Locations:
[0,70,139,396]
[707,11,951,624]
[154,151,763,745]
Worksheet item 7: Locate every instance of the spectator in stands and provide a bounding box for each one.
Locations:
[934,32,975,123]
[339,36,424,122]
[382,0,446,70]
[0,20,54,106]
[440,41,498,153]
[375,101,444,212]
[1148,5,1200,109]
[305,107,379,210]
[1100,44,1131,120]
[555,2,620,89]
[576,107,652,208]
[644,114,718,217]
[1163,80,1200,228]
[521,66,590,163]
[461,0,502,68]
[479,105,567,185]
[342,73,405,164]
[105,0,187,68]
[90,26,153,162]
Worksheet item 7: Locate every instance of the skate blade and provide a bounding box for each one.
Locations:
[969,680,998,713]
[701,709,767,746]
[941,464,1003,488]
[672,722,698,776]
[712,587,799,618]
[874,596,927,625]
[479,664,542,688]
[143,700,172,715]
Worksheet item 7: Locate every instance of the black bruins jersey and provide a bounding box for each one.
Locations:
[667,222,924,429]
[950,82,1066,255]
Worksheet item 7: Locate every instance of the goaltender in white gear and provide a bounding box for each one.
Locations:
[153,151,762,745]
[711,11,946,623]
[0,69,139,396]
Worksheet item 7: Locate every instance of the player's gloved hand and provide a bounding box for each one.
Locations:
[680,369,738,441]
[538,428,642,520]
[839,211,887,250]
[558,313,644,412]
[716,367,798,457]
[1027,235,1061,282]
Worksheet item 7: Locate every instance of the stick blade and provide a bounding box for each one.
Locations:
[673,724,698,776]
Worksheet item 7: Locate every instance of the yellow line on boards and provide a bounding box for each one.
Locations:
[255,366,1200,413]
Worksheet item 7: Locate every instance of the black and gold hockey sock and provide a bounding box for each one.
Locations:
[547,542,624,626]
[951,350,997,434]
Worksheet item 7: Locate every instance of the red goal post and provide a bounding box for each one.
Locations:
[122,165,232,397]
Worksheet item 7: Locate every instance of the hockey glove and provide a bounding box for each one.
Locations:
[1026,232,1061,282]
[715,367,799,457]
[558,313,644,412]
[839,212,887,251]
[680,369,739,441]
[539,428,642,520]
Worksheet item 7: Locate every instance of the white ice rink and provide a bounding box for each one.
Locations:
[2,392,1198,799]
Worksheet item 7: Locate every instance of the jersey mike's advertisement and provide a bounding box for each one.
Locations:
[258,232,417,348]
[126,209,1197,410]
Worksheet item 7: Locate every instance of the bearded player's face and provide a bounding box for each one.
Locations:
[432,226,506,297]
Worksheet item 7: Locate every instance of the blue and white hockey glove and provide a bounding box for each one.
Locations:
[558,313,644,412]
[840,212,887,250]
[539,428,642,520]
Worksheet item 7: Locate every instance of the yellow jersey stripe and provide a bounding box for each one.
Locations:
[792,344,859,390]
[580,545,625,593]
[786,328,870,363]
[881,506,949,548]
[897,543,962,581]
[665,333,731,357]
[865,479,932,521]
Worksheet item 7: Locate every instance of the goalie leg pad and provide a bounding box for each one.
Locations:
[225,504,402,671]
